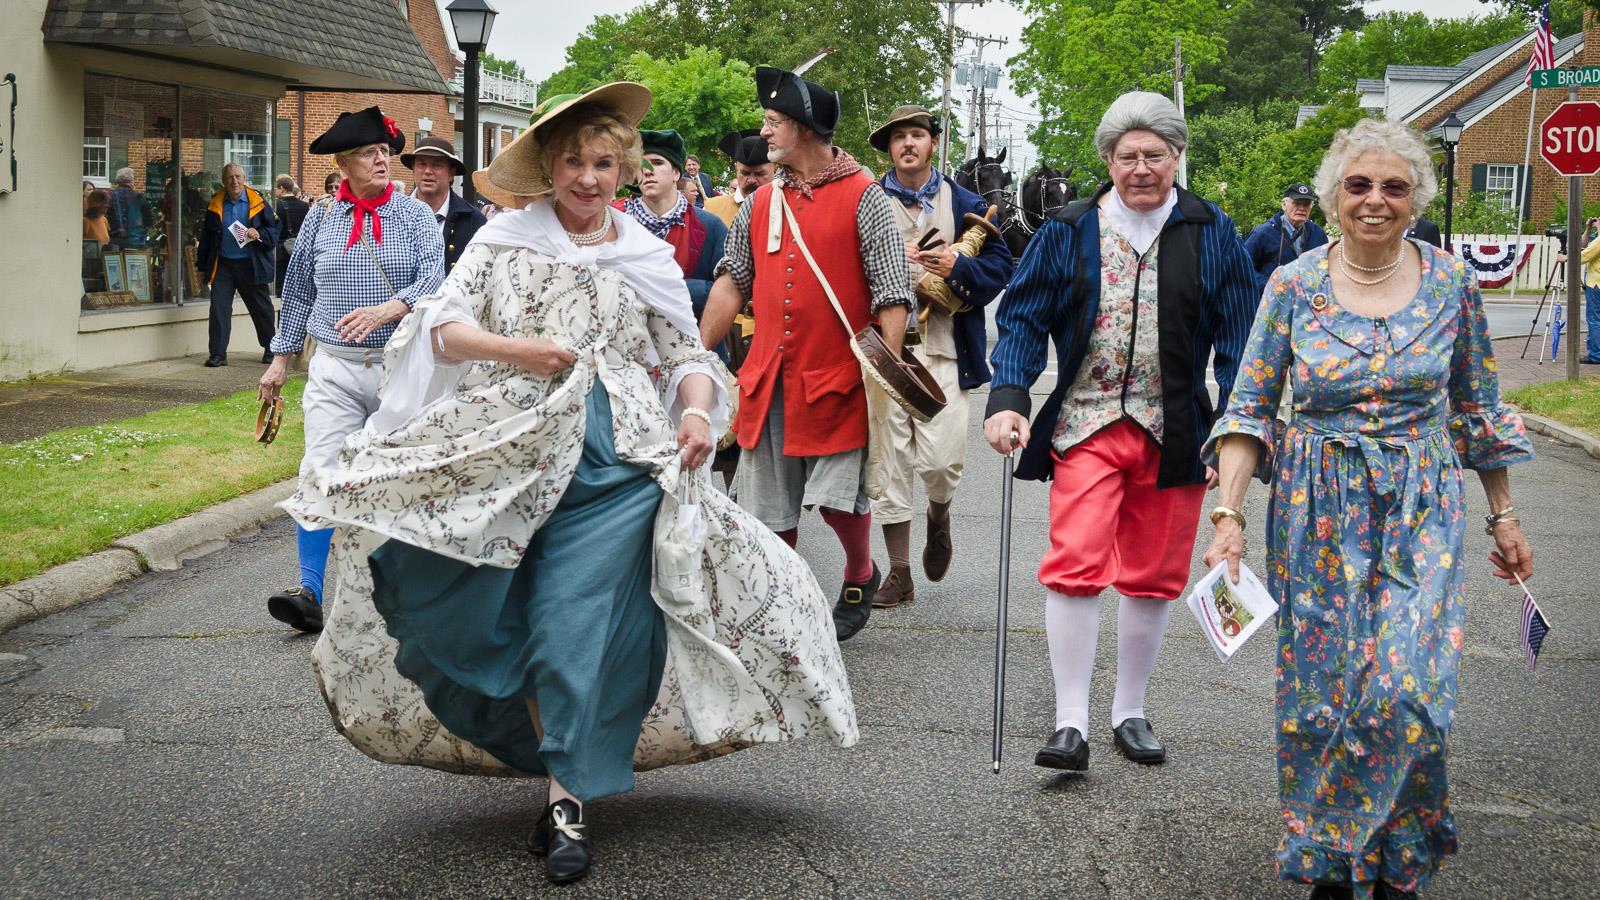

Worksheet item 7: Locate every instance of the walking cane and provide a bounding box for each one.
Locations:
[993,431,1018,774]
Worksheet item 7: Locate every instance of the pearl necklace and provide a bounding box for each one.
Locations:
[564,207,612,246]
[1337,243,1404,286]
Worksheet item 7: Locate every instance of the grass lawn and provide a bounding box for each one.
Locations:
[1506,376,1600,437]
[0,378,306,586]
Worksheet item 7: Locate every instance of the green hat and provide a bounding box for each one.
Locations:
[640,130,686,176]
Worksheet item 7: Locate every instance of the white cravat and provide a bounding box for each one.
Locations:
[1101,187,1177,256]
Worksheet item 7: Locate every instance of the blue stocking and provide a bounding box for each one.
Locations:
[296,524,334,604]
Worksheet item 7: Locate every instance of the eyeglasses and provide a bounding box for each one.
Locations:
[352,145,392,162]
[1342,176,1412,199]
[761,116,790,131]
[1109,151,1174,170]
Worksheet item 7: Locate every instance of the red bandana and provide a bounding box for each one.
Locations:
[336,180,396,250]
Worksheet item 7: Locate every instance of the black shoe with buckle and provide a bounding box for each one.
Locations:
[1034,726,1090,771]
[1112,717,1166,764]
[832,564,880,642]
[528,798,591,884]
[267,586,323,633]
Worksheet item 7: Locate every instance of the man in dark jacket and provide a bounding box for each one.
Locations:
[195,163,277,366]
[613,130,728,324]
[273,174,310,296]
[400,136,485,271]
[1242,183,1328,296]
[864,104,1014,608]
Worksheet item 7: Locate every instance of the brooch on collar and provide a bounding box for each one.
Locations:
[1311,292,1329,311]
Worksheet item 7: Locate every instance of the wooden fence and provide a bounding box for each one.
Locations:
[1451,233,1565,294]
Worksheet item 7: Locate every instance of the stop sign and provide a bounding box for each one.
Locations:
[1540,100,1600,176]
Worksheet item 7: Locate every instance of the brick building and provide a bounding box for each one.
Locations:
[277,0,458,197]
[1322,16,1600,230]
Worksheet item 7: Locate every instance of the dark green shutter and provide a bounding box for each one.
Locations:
[1519,165,1534,221]
[1470,164,1487,194]
[274,118,292,186]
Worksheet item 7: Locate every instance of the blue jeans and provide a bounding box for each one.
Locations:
[1587,284,1600,362]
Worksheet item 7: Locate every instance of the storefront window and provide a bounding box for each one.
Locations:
[80,75,178,309]
[180,88,275,301]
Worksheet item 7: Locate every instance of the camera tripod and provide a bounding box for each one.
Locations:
[1520,257,1568,362]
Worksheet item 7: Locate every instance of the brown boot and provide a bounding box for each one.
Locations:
[923,508,953,582]
[871,565,915,608]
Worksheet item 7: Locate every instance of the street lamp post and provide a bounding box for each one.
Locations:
[447,0,499,205]
[1441,111,1464,252]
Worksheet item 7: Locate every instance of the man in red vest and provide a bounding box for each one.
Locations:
[702,66,913,642]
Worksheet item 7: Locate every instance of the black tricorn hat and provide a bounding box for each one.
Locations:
[756,66,840,138]
[719,128,771,166]
[309,106,405,156]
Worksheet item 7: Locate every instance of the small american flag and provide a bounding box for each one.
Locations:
[1526,1,1554,84]
[1515,573,1551,678]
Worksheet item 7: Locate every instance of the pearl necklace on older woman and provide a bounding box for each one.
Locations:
[1336,241,1405,286]
[564,206,613,247]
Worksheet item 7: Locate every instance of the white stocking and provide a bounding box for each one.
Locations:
[1111,595,1171,728]
[1044,590,1100,735]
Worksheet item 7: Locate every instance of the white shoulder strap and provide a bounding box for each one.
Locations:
[770,185,859,342]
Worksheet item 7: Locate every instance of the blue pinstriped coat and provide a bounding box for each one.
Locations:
[985,184,1258,486]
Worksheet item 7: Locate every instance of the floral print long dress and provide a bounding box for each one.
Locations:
[1204,241,1533,897]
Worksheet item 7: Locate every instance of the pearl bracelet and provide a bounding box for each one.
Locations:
[681,407,713,426]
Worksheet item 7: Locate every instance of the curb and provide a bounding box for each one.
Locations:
[0,480,295,633]
[1519,411,1600,459]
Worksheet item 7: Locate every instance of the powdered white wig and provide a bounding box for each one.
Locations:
[1094,92,1188,160]
[1313,118,1438,223]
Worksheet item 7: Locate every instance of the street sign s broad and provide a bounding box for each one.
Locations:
[1530,66,1600,90]
[1540,100,1600,177]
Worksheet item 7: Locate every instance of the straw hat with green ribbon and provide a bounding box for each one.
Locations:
[479,82,654,200]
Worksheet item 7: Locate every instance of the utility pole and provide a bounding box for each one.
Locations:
[1174,36,1188,189]
[938,1,987,172]
[966,32,1007,155]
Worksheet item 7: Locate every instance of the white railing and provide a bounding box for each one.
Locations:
[1451,233,1564,294]
[447,69,538,108]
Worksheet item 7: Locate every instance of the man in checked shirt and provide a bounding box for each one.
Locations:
[700,66,913,643]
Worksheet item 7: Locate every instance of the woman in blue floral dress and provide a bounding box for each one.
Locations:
[1202,119,1535,900]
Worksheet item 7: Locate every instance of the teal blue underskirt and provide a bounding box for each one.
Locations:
[369,384,666,801]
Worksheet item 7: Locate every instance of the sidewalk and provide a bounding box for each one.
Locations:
[0,355,275,444]
[1492,336,1599,391]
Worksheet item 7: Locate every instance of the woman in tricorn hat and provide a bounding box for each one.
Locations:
[260,105,444,634]
[283,84,856,885]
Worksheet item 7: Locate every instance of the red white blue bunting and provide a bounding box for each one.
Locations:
[1449,241,1534,288]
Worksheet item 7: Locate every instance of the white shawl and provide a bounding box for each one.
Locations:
[371,198,725,434]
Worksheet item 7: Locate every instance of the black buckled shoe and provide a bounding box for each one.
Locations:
[1034,726,1089,771]
[1309,885,1354,900]
[1111,717,1166,764]
[267,586,323,633]
[832,564,880,642]
[528,799,591,884]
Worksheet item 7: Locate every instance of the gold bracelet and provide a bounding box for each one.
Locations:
[1211,505,1247,531]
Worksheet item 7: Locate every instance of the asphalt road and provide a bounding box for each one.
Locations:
[3,397,1597,898]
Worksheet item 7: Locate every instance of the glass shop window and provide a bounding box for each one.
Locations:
[80,74,179,309]
[180,88,275,300]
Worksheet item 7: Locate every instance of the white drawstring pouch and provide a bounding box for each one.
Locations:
[652,462,708,622]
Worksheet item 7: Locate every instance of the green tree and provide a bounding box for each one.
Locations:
[1185,99,1299,179]
[1009,0,1232,172]
[1294,0,1368,80]
[1192,0,1315,112]
[1480,0,1585,37]
[537,0,943,164]
[1191,93,1366,230]
[618,47,764,168]
[480,52,526,81]
[1314,11,1529,99]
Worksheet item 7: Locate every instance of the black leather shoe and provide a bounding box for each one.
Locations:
[203,356,227,367]
[832,564,880,642]
[1034,726,1089,771]
[1309,886,1354,900]
[1112,717,1166,764]
[1376,883,1418,900]
[528,799,591,884]
[267,586,323,633]
[261,350,275,364]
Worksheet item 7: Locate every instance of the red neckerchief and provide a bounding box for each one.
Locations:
[336,180,395,250]
[777,147,863,199]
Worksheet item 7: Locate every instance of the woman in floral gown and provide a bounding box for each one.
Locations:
[1203,119,1535,900]
[283,84,856,885]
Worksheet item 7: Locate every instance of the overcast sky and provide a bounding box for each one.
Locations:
[448,0,1503,171]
